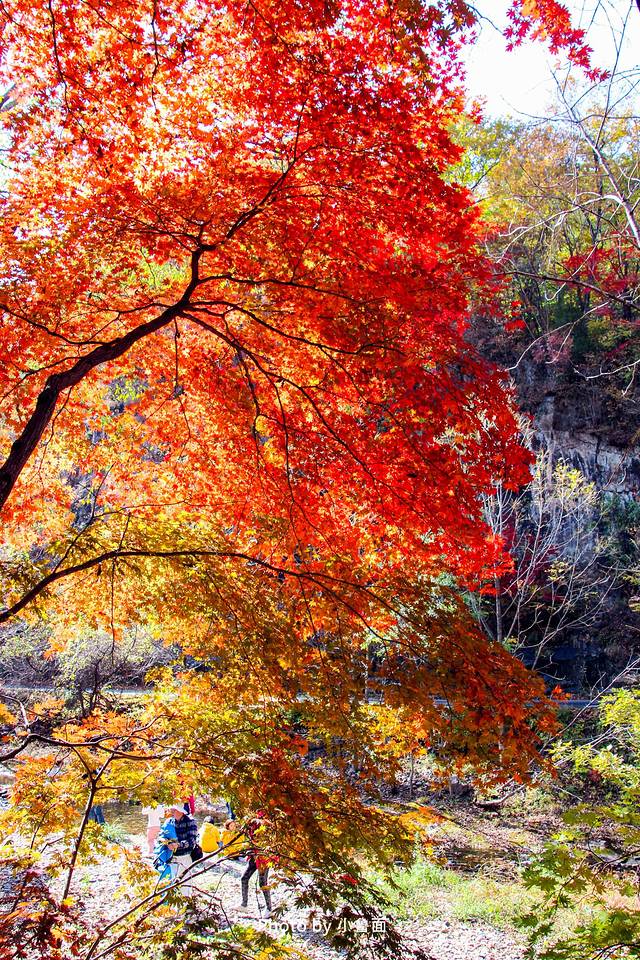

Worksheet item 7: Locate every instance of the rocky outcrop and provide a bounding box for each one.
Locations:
[470,317,640,494]
[515,358,640,494]
[471,318,640,689]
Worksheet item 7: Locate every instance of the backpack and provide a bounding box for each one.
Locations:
[153,819,179,882]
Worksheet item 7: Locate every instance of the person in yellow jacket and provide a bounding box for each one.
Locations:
[198,817,245,858]
[218,819,245,858]
[199,817,219,855]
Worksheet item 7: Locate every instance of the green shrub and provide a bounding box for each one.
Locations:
[372,853,535,927]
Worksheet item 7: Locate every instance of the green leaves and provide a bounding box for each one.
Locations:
[522,689,640,960]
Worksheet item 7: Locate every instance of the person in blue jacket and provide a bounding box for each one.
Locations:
[153,817,179,885]
[153,803,202,894]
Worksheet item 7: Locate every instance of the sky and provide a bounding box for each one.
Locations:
[461,0,639,118]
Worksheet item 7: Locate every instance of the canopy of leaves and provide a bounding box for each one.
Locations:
[0,0,593,957]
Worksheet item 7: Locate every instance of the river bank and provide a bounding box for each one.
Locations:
[70,847,526,960]
[53,793,550,960]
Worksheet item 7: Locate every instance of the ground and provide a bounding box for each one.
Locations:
[75,851,526,960]
[69,799,536,960]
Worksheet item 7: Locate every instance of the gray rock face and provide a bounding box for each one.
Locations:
[470,319,640,687]
[529,376,640,495]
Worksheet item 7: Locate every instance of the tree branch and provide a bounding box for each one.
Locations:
[0,250,203,513]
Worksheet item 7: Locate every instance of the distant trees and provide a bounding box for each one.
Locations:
[0,624,173,714]
[456,6,640,684]
[459,0,640,383]
[470,450,620,682]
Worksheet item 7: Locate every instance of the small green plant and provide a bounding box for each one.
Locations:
[507,785,558,817]
[102,821,129,846]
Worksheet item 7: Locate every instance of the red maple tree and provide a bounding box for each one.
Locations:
[0,1,590,957]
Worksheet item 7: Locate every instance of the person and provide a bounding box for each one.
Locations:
[218,819,245,859]
[142,803,164,855]
[88,804,105,825]
[240,811,273,916]
[153,817,180,886]
[163,802,202,896]
[199,816,244,859]
[199,816,219,855]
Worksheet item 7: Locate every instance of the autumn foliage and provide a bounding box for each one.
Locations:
[0,0,593,957]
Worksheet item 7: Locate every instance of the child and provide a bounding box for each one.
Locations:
[199,816,244,858]
[142,803,164,855]
[218,818,245,859]
[153,817,179,885]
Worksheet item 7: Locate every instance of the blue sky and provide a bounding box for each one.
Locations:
[461,0,639,118]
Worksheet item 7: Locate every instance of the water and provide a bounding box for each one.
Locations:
[102,802,146,837]
[444,843,525,874]
[102,801,227,839]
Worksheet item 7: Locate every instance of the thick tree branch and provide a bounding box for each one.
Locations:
[0,249,203,513]
[0,545,375,624]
